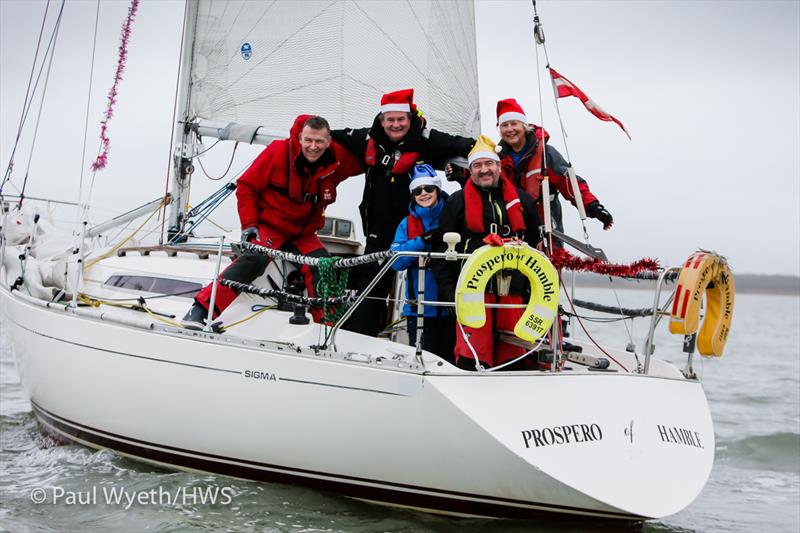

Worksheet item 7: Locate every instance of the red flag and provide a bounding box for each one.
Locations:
[549,67,631,140]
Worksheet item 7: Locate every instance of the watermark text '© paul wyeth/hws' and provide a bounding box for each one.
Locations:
[30,485,235,509]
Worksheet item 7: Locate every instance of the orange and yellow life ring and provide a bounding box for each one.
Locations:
[669,251,735,357]
[455,241,559,343]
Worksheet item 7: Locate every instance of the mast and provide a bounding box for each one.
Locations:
[167,0,199,241]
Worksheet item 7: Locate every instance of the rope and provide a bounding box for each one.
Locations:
[18,0,66,206]
[1,0,51,194]
[83,198,166,270]
[76,0,101,229]
[219,279,355,307]
[77,293,187,328]
[531,1,592,241]
[239,241,394,267]
[218,305,276,331]
[570,298,654,317]
[559,272,629,372]
[197,141,239,180]
[316,257,349,324]
[169,182,236,243]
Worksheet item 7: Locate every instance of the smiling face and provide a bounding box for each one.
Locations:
[413,185,439,208]
[298,125,331,163]
[499,120,527,152]
[470,158,501,188]
[380,111,411,142]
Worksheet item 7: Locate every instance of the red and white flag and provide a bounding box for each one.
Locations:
[549,67,631,140]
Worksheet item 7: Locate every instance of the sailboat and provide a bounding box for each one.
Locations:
[0,0,734,522]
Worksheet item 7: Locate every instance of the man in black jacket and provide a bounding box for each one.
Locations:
[433,136,543,370]
[332,89,474,337]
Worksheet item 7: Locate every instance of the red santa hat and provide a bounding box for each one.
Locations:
[380,89,416,114]
[496,98,527,126]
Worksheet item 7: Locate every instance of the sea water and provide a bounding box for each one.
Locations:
[1,288,798,532]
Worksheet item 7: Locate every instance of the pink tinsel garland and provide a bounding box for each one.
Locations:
[550,248,661,277]
[90,0,140,172]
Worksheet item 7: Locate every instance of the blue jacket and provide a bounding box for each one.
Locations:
[390,196,446,317]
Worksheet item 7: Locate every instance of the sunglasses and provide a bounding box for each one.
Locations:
[411,185,438,197]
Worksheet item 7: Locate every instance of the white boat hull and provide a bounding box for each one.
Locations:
[1,285,714,521]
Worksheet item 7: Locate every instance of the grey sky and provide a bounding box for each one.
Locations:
[1,0,798,275]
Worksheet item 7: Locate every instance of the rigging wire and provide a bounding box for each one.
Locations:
[531,1,637,352]
[558,272,629,372]
[14,0,67,206]
[531,0,591,241]
[1,0,51,195]
[76,0,101,230]
[83,198,166,270]
[531,14,554,254]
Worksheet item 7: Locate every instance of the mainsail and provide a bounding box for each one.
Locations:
[187,0,481,136]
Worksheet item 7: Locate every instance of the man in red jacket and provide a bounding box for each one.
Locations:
[182,115,363,329]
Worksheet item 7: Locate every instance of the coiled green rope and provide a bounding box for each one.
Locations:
[315,257,349,325]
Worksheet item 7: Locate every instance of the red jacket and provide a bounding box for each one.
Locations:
[236,115,364,236]
[499,126,598,217]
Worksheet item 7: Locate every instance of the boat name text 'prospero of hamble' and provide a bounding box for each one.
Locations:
[466,251,556,302]
[243,370,277,381]
[656,425,704,448]
[521,423,603,448]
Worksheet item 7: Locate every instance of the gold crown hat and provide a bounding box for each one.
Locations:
[467,135,501,167]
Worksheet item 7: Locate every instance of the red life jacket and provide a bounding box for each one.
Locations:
[364,137,420,176]
[517,126,549,201]
[236,114,366,237]
[269,114,338,207]
[406,212,425,239]
[270,159,338,207]
[464,176,526,234]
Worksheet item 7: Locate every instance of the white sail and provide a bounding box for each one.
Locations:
[188,0,480,136]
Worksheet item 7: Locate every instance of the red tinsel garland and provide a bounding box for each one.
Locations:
[550,248,660,277]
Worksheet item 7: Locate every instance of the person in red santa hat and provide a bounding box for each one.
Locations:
[332,88,474,338]
[447,98,613,240]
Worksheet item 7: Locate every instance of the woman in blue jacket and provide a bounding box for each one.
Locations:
[390,164,454,362]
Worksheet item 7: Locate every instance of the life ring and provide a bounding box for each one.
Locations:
[668,251,735,357]
[455,241,559,343]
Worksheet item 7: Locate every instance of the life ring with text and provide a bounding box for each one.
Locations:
[455,242,559,343]
[669,251,735,357]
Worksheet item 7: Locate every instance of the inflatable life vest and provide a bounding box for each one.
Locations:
[454,241,559,343]
[669,251,735,357]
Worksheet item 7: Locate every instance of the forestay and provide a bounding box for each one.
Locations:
[188,0,481,136]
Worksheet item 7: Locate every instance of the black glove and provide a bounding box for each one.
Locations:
[586,202,613,230]
[421,227,444,244]
[445,163,469,186]
[241,226,260,242]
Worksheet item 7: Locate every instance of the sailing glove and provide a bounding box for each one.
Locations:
[586,202,614,230]
[241,226,260,242]
[421,228,444,245]
[445,163,469,186]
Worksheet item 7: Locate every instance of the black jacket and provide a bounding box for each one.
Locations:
[432,183,543,302]
[332,114,473,245]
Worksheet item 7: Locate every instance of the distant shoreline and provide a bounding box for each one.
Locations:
[568,273,800,296]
